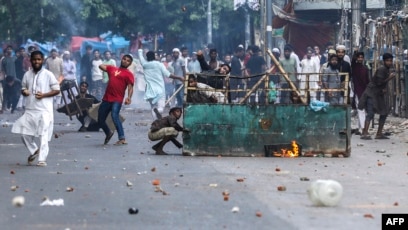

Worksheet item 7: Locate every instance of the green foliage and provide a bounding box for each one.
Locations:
[0,0,251,53]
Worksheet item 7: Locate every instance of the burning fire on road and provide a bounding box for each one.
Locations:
[265,141,301,157]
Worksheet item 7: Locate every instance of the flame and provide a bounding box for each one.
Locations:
[273,141,300,157]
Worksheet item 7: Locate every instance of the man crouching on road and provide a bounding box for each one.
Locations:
[148,107,187,155]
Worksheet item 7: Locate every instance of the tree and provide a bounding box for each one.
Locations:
[0,0,253,55]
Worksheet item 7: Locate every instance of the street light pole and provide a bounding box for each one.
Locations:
[244,6,250,49]
[351,0,361,50]
[266,0,273,55]
[207,0,212,45]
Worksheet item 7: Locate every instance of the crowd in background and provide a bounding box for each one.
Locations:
[0,41,378,115]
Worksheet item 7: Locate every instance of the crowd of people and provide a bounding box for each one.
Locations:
[0,39,397,164]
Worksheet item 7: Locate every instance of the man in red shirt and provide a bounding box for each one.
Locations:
[98,54,134,145]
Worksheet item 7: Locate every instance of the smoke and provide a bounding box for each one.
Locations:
[59,0,86,35]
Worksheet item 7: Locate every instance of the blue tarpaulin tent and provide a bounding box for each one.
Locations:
[79,40,109,56]
[110,36,129,52]
[23,39,58,57]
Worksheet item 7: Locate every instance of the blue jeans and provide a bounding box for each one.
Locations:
[98,101,125,140]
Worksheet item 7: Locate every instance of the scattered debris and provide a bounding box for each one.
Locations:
[152,179,160,186]
[363,214,374,219]
[357,143,364,146]
[209,184,218,187]
[300,177,310,181]
[154,186,162,192]
[57,171,63,174]
[10,185,19,191]
[84,166,89,170]
[137,171,147,175]
[128,208,139,214]
[255,211,262,217]
[40,197,64,206]
[236,178,245,182]
[275,167,281,172]
[393,202,399,206]
[376,149,386,153]
[277,186,286,191]
[66,187,74,192]
[154,186,168,195]
[174,183,180,187]
[126,180,133,187]
[85,135,91,138]
[377,161,385,166]
[151,167,156,172]
[12,196,25,207]
[10,170,15,175]
[222,190,230,201]
[231,206,240,213]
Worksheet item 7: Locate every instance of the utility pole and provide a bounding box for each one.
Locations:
[244,6,250,50]
[351,0,361,51]
[266,0,273,60]
[207,0,212,45]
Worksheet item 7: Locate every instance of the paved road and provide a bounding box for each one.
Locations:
[0,104,407,230]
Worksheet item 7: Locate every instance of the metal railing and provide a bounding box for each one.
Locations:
[184,71,350,106]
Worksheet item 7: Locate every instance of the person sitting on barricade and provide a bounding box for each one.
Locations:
[187,74,225,103]
[195,50,231,90]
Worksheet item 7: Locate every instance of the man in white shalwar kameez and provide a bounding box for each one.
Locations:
[299,49,320,101]
[138,49,180,119]
[11,51,60,167]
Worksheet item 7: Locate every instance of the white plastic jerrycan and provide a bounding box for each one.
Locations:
[307,179,343,207]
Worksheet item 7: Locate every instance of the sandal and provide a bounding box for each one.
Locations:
[360,135,372,140]
[36,161,47,167]
[114,140,128,146]
[27,149,39,165]
[104,131,114,145]
[375,135,389,140]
